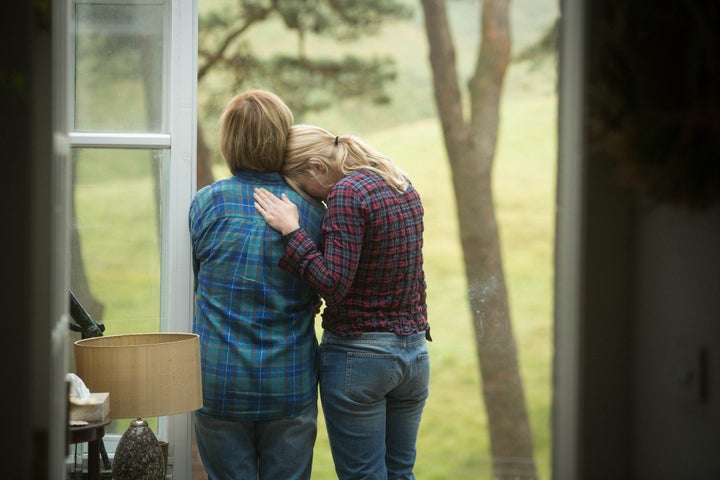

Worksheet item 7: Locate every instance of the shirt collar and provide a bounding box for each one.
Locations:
[233,170,285,184]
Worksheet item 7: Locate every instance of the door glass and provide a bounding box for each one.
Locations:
[69,148,167,337]
[74,2,165,132]
[67,0,195,468]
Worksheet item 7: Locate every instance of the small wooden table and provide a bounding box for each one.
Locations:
[69,417,111,480]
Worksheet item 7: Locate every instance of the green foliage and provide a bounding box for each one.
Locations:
[263,55,397,116]
[273,0,413,37]
[198,0,412,119]
[514,19,559,67]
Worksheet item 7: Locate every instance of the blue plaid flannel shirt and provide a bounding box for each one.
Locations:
[190,171,325,420]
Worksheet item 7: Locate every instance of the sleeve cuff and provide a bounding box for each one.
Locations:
[282,227,302,242]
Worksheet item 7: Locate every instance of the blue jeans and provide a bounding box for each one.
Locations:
[319,331,430,480]
[193,400,317,480]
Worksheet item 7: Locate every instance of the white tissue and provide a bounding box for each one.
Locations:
[66,373,91,401]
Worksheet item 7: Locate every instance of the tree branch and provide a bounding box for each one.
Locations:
[420,0,468,157]
[469,0,511,171]
[198,10,270,81]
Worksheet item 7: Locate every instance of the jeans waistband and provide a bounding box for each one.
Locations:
[321,330,427,346]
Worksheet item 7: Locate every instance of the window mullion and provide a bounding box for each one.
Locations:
[68,132,171,149]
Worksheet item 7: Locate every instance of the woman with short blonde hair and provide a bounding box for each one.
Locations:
[192,91,324,480]
[219,89,294,173]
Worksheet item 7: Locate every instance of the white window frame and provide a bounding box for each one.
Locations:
[64,0,198,477]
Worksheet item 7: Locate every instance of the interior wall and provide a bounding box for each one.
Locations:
[631,201,720,479]
[570,0,636,477]
[2,2,68,479]
[577,110,635,480]
[556,0,720,478]
[0,2,47,478]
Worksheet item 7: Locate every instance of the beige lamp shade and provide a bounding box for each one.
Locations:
[74,332,203,419]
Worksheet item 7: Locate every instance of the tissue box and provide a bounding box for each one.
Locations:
[69,392,110,422]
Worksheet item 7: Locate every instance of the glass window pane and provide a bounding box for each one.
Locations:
[69,148,166,338]
[74,3,165,132]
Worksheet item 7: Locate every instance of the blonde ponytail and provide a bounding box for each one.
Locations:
[283,124,409,194]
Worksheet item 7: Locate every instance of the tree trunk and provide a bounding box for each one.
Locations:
[420,0,537,478]
[196,125,215,190]
[69,164,105,325]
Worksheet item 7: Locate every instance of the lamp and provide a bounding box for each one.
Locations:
[74,332,203,480]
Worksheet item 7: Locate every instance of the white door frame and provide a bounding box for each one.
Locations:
[62,0,198,477]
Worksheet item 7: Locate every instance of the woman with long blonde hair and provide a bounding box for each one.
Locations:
[254,124,431,480]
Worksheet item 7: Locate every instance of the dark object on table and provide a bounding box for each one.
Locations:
[67,291,111,471]
[68,290,105,339]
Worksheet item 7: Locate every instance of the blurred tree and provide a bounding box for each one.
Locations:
[196,0,413,188]
[514,17,559,66]
[420,0,538,478]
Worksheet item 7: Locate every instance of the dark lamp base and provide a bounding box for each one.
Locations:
[112,419,165,480]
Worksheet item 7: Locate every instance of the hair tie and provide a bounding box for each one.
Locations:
[334,136,339,146]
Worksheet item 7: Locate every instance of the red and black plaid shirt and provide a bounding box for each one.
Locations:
[280,170,429,337]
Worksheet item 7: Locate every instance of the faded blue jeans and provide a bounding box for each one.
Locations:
[193,400,317,480]
[319,331,430,480]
